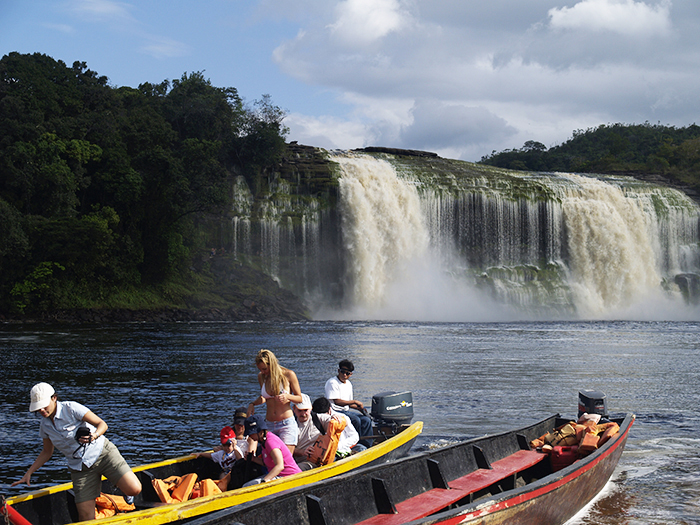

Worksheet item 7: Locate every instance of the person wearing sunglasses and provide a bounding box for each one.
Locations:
[324,360,373,448]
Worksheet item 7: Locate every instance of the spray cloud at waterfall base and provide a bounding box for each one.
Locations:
[227,150,700,322]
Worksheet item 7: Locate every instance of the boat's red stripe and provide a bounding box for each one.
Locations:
[437,420,633,525]
[3,504,34,525]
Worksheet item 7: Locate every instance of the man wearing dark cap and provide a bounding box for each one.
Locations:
[325,359,373,448]
[232,407,249,455]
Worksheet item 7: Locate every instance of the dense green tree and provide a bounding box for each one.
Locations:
[0,52,290,315]
[480,122,700,193]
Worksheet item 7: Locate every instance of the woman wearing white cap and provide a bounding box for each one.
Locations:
[12,382,142,521]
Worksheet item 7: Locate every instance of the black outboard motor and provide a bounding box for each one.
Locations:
[370,391,414,437]
[578,390,608,418]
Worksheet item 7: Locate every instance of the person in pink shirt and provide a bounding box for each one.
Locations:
[242,414,301,486]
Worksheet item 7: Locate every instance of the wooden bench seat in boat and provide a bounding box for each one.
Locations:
[357,449,546,525]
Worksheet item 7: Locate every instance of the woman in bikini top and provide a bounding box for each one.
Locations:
[261,382,289,399]
[247,349,302,453]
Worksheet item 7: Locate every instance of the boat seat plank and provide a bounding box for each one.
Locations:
[357,450,546,525]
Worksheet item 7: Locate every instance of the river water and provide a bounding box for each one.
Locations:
[1,320,699,524]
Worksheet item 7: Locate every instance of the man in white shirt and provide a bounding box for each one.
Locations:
[324,359,373,448]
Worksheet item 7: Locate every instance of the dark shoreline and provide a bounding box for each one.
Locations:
[1,260,311,324]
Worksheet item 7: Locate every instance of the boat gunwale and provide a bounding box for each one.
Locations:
[410,412,634,524]
[183,412,633,525]
[7,421,423,525]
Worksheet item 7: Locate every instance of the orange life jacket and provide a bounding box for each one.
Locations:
[152,473,199,503]
[306,415,347,467]
[94,493,136,519]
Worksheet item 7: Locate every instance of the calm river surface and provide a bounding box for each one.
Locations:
[1,321,699,524]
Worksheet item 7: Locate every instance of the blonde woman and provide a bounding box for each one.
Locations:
[247,349,302,453]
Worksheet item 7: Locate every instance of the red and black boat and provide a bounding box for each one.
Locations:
[183,391,633,525]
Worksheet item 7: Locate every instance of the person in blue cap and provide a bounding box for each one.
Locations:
[242,414,301,485]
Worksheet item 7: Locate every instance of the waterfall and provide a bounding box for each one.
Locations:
[336,154,429,308]
[557,174,663,316]
[224,150,700,321]
[332,153,700,320]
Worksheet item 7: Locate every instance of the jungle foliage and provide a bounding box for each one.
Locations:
[479,122,700,194]
[0,52,288,315]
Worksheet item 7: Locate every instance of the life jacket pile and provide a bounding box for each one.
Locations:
[529,413,620,457]
[94,493,135,519]
[151,473,227,504]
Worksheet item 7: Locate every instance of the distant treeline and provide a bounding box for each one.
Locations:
[0,52,288,315]
[479,122,700,193]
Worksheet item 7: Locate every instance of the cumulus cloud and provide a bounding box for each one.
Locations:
[285,113,370,150]
[268,0,699,160]
[547,0,672,36]
[328,0,411,46]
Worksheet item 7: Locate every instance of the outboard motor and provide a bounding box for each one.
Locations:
[370,391,414,437]
[578,390,608,419]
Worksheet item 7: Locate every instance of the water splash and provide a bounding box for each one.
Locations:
[332,154,511,321]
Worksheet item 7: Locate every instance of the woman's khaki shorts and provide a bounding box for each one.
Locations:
[70,438,132,503]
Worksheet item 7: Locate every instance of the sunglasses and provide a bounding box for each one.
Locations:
[339,369,353,375]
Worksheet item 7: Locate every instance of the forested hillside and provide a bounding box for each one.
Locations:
[479,123,700,199]
[0,52,297,319]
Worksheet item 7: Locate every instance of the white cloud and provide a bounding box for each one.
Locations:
[285,113,370,150]
[141,36,190,59]
[269,0,699,160]
[547,0,672,36]
[70,0,134,22]
[67,0,190,61]
[328,0,410,46]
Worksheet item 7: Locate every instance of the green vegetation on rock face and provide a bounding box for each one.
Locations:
[376,153,559,202]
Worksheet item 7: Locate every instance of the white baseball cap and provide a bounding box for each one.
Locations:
[29,382,55,412]
[295,393,312,410]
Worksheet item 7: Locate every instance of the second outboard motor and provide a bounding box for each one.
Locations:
[578,390,608,418]
[370,391,414,428]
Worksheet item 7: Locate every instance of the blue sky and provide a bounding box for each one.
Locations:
[2,0,699,161]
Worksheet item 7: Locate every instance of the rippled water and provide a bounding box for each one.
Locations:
[1,321,699,524]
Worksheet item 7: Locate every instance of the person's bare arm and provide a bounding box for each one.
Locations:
[12,438,54,486]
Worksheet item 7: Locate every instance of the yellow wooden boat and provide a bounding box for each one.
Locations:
[4,421,422,525]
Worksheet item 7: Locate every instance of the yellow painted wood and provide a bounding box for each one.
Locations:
[8,422,423,525]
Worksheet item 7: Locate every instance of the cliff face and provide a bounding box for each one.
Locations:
[10,144,696,323]
[223,145,700,320]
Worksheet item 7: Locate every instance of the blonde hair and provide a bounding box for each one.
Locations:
[256,349,288,395]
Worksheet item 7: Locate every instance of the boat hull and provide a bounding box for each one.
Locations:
[418,415,632,524]
[5,422,422,525]
[180,413,633,525]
